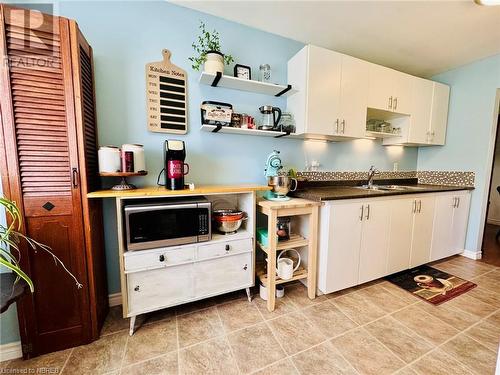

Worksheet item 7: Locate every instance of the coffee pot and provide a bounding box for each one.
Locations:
[259,105,282,130]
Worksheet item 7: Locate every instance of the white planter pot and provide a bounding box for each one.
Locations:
[204,51,224,74]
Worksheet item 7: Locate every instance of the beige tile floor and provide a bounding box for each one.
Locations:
[2,255,499,375]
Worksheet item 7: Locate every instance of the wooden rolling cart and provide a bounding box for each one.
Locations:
[256,198,321,311]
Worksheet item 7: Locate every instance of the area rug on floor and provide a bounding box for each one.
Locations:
[386,265,476,305]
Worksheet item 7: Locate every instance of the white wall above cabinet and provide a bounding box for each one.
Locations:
[286,44,450,146]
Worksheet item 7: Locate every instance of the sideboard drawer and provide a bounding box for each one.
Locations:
[197,238,252,260]
[194,252,252,297]
[127,263,194,314]
[124,246,195,272]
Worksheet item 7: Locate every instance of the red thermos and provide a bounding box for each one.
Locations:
[164,140,189,190]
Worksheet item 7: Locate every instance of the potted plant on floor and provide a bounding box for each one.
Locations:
[189,20,234,74]
[0,196,82,293]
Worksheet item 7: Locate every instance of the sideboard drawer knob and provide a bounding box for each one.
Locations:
[134,285,140,292]
[243,264,248,271]
[159,254,165,262]
[225,244,230,251]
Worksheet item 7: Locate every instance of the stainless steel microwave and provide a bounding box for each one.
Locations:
[124,197,211,251]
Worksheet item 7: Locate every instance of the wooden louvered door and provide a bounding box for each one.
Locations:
[69,20,108,339]
[0,5,92,357]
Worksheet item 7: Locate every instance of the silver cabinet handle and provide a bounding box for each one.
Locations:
[452,197,456,208]
[393,97,398,110]
[341,119,345,133]
[418,200,422,213]
[365,204,370,220]
[388,96,393,110]
[335,119,339,133]
[413,200,417,213]
[457,197,460,208]
[359,205,364,221]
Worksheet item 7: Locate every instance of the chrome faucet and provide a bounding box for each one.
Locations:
[367,165,379,188]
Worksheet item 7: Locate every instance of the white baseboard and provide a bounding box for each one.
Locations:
[108,292,122,307]
[0,341,22,362]
[461,249,482,260]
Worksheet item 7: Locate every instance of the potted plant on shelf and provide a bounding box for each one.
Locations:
[0,196,82,293]
[189,20,234,74]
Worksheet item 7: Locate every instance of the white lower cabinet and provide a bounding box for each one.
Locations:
[409,196,436,268]
[318,200,363,293]
[387,198,414,274]
[358,201,391,284]
[318,191,469,294]
[431,191,471,261]
[128,263,194,315]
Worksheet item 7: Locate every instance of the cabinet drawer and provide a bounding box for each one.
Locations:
[127,263,194,315]
[124,246,195,272]
[194,252,253,297]
[197,238,252,260]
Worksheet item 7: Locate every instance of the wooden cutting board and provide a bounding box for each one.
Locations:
[145,49,188,134]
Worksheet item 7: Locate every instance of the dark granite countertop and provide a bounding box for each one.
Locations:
[291,183,474,202]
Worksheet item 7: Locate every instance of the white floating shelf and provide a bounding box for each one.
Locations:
[201,124,292,138]
[199,71,297,97]
[366,130,402,139]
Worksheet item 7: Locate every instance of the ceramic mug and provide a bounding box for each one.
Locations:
[414,274,445,289]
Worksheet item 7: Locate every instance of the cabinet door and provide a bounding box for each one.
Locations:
[318,202,363,293]
[450,192,471,254]
[359,201,391,283]
[307,45,342,135]
[410,196,435,268]
[429,82,450,145]
[127,263,194,315]
[339,55,368,138]
[367,63,394,111]
[194,252,252,297]
[408,77,433,144]
[387,198,414,274]
[392,71,412,115]
[430,194,455,261]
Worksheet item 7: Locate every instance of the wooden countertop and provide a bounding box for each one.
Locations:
[257,197,321,210]
[87,185,270,198]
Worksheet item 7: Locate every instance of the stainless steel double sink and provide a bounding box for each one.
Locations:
[354,185,426,192]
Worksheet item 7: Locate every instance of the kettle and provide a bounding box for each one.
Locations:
[259,105,282,130]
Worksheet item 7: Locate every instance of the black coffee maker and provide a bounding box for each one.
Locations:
[164,140,189,190]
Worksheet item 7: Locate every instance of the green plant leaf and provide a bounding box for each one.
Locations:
[0,256,34,292]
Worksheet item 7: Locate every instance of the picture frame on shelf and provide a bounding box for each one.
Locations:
[234,64,251,80]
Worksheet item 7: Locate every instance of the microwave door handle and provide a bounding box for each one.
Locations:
[124,203,199,213]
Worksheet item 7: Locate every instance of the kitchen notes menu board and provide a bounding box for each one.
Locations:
[146,49,188,134]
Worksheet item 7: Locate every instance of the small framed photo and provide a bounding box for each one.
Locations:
[234,64,251,80]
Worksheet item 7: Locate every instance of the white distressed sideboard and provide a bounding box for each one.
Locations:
[88,185,269,335]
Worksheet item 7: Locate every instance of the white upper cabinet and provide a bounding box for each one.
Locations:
[429,82,450,145]
[306,45,342,135]
[367,63,412,115]
[339,55,369,138]
[287,44,450,146]
[408,77,434,144]
[287,45,367,139]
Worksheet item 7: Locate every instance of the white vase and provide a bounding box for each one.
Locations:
[204,51,224,74]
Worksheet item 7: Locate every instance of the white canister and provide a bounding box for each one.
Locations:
[204,51,224,74]
[98,146,121,173]
[121,144,146,173]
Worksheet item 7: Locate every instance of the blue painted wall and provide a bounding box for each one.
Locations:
[419,54,500,252]
[0,1,419,345]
